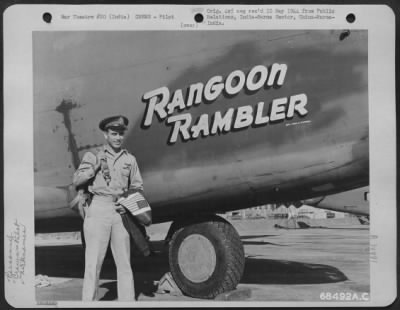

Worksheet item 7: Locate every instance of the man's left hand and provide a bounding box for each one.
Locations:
[114,203,126,214]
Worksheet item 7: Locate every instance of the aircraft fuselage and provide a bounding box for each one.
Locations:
[33,30,368,228]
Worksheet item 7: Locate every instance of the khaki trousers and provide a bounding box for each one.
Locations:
[82,196,135,301]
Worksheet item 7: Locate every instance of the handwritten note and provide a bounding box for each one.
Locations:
[5,219,26,284]
[369,234,378,263]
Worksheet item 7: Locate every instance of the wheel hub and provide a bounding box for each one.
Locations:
[177,234,217,283]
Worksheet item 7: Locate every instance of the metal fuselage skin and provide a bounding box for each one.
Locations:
[305,186,370,216]
[33,30,368,230]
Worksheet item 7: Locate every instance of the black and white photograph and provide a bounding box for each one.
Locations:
[3,4,396,307]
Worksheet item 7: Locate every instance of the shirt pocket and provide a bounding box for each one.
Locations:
[121,163,131,177]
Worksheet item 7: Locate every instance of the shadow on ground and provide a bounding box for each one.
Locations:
[36,237,347,301]
[242,241,287,246]
[317,227,369,230]
[36,244,85,279]
[240,235,279,240]
[35,241,169,300]
[242,258,347,284]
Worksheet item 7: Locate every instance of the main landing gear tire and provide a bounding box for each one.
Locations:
[168,216,245,299]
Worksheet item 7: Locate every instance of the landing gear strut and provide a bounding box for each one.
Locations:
[168,215,245,299]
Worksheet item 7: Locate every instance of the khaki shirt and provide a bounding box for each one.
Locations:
[73,145,143,198]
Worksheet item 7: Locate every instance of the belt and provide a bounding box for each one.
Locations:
[92,195,118,203]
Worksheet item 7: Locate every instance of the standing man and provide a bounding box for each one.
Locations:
[73,115,143,301]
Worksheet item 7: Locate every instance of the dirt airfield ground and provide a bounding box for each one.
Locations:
[35,217,370,303]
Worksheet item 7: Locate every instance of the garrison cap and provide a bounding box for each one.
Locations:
[99,115,129,131]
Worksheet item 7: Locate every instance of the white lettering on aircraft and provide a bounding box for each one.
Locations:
[142,63,308,144]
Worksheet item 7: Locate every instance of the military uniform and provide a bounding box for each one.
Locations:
[73,116,143,301]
